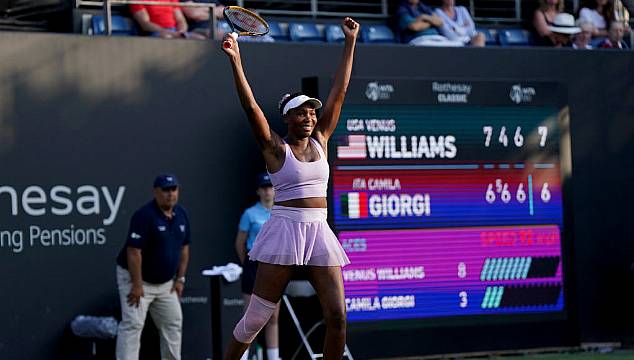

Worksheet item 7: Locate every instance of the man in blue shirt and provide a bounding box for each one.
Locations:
[235,173,279,360]
[397,0,444,43]
[115,174,191,360]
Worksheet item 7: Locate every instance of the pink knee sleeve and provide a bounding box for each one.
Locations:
[233,294,277,344]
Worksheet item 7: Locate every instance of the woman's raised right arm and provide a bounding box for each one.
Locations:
[222,34,279,150]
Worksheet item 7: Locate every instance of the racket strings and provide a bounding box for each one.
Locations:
[225,9,268,34]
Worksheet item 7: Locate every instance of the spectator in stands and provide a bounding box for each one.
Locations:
[613,0,632,32]
[130,0,190,39]
[579,0,612,38]
[397,0,444,43]
[624,0,634,15]
[533,0,565,46]
[547,13,581,47]
[573,19,595,48]
[434,0,485,46]
[181,0,225,38]
[598,20,629,47]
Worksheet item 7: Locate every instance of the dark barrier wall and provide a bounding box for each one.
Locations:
[0,32,632,359]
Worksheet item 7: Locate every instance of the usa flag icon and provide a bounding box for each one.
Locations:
[336,135,366,159]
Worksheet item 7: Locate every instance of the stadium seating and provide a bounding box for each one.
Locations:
[497,29,532,46]
[267,21,288,41]
[288,23,323,42]
[83,11,543,50]
[217,20,232,35]
[361,24,395,43]
[324,24,345,43]
[91,15,135,36]
[477,28,498,46]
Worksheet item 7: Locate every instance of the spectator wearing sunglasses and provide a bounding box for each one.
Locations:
[115,174,191,360]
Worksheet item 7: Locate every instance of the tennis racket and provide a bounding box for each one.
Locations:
[222,6,270,49]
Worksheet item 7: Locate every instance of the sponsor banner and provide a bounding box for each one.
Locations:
[344,78,563,107]
[0,184,126,254]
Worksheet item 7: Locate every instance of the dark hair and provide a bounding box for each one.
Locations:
[278,92,304,115]
[398,0,433,17]
[579,0,614,23]
[539,0,564,12]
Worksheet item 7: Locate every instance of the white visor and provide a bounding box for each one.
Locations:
[282,95,322,115]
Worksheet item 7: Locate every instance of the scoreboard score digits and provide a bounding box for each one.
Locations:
[329,79,570,323]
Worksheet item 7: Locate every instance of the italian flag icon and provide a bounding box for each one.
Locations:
[340,192,368,219]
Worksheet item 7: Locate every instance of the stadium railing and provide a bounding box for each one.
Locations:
[231,0,389,19]
[469,0,522,23]
[231,0,523,24]
[75,0,217,37]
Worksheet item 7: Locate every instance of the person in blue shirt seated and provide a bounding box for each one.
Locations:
[234,173,280,360]
[397,0,444,43]
[435,0,485,46]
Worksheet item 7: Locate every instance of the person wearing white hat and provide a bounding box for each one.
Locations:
[221,17,360,360]
[548,13,582,47]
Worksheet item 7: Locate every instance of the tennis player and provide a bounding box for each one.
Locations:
[221,17,359,360]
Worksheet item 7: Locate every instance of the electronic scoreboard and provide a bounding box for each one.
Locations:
[327,78,571,324]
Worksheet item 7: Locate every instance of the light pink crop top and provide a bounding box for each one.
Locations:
[268,137,329,202]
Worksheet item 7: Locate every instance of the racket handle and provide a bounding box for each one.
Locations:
[223,32,239,49]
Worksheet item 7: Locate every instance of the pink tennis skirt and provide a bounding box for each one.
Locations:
[248,206,350,266]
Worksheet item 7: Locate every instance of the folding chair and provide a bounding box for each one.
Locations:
[282,280,353,360]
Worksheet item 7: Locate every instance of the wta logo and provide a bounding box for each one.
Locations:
[365,82,394,101]
[340,192,431,219]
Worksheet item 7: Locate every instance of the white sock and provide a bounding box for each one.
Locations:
[240,349,249,360]
[266,347,279,360]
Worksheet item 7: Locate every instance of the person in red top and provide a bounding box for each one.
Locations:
[130,0,189,39]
